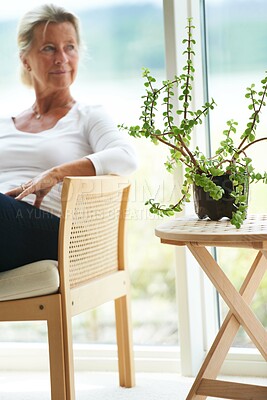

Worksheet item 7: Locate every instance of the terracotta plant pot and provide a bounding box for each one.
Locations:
[193,174,249,221]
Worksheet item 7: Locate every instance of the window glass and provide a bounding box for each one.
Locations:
[204,0,267,346]
[0,0,178,347]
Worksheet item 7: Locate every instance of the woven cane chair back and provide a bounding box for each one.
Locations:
[59,176,130,289]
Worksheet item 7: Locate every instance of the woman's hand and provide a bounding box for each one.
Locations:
[5,158,95,208]
[5,169,59,208]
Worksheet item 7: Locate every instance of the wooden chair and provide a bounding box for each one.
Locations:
[0,175,135,400]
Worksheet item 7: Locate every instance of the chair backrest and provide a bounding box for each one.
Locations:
[58,176,131,291]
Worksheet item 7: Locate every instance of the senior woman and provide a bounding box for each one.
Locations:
[0,4,137,272]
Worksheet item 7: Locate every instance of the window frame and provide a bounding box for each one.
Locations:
[163,0,218,376]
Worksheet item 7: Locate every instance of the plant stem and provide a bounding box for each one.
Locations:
[237,82,267,151]
[150,134,192,167]
[238,136,267,153]
[155,78,181,95]
[183,22,192,121]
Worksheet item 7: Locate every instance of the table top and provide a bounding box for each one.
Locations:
[155,214,267,248]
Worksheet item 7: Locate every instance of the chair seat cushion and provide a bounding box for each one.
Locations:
[0,260,59,301]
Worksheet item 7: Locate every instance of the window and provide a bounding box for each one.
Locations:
[204,0,267,348]
[169,0,267,377]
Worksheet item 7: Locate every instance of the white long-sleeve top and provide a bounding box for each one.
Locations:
[0,102,138,216]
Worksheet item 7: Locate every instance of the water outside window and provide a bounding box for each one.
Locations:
[0,0,178,347]
[204,0,267,347]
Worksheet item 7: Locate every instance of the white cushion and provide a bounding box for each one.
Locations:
[0,260,59,301]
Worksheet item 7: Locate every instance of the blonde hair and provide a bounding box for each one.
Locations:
[17,3,81,87]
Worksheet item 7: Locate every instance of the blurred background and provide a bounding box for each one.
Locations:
[0,0,266,352]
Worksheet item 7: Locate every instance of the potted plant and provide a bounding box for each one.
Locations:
[119,18,267,228]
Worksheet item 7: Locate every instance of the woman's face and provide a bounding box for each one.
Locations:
[22,21,79,94]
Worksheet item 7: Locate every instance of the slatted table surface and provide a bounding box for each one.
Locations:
[155,214,267,248]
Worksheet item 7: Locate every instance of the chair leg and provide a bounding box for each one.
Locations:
[47,297,66,400]
[115,295,135,388]
[61,302,76,400]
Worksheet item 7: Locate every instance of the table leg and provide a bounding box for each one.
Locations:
[187,244,267,360]
[185,250,267,400]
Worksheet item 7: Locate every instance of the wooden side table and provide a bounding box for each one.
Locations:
[155,214,267,400]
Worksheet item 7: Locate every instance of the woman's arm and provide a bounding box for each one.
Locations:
[84,105,138,176]
[6,158,95,208]
[6,106,138,209]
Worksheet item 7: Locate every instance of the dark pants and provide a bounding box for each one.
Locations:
[0,193,59,272]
